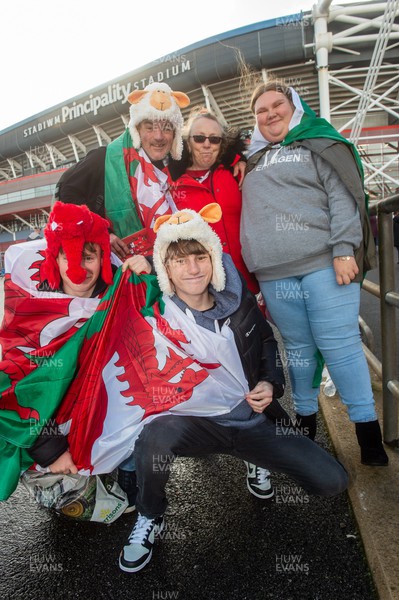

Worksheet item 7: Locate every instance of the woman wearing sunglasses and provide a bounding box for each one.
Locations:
[169,109,259,295]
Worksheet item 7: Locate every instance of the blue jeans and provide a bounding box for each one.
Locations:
[133,414,348,518]
[260,268,377,423]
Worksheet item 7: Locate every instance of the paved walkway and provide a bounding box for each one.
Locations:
[0,276,397,599]
[319,371,399,600]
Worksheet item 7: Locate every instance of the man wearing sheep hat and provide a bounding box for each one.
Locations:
[55,82,190,259]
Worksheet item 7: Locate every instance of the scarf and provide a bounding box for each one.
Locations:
[104,129,177,238]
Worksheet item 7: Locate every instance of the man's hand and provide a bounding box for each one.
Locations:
[333,256,359,285]
[110,233,130,260]
[245,381,274,413]
[122,255,152,274]
[233,160,246,190]
[49,450,78,475]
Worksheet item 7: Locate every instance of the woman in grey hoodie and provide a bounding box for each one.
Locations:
[240,81,388,467]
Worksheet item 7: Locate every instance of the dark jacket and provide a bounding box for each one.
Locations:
[224,274,287,422]
[28,419,69,468]
[223,276,284,397]
[54,146,107,216]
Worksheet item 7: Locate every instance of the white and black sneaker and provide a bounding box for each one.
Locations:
[119,513,165,573]
[244,462,274,499]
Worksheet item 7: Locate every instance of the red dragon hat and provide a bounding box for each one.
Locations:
[41,201,113,289]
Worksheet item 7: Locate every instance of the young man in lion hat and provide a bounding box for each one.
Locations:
[118,204,348,573]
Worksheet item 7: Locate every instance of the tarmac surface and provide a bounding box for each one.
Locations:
[0,269,396,600]
[0,422,377,600]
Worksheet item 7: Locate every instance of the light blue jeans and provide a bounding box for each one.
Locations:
[260,267,377,423]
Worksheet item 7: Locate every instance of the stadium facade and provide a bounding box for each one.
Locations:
[0,0,398,266]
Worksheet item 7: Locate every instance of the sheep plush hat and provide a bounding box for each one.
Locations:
[41,201,113,289]
[152,203,226,296]
[127,82,190,160]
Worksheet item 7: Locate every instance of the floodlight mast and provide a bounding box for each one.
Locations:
[310,0,399,128]
[313,0,334,122]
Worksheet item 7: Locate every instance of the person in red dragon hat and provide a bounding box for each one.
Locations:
[26,201,140,511]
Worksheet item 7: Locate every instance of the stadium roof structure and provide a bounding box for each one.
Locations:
[0,0,398,244]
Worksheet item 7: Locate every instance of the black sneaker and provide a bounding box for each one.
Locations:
[244,462,274,499]
[119,513,165,573]
[117,469,137,513]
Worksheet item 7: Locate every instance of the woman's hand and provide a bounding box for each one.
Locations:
[110,233,130,260]
[333,256,359,285]
[49,450,78,475]
[233,160,247,189]
[122,255,152,274]
[245,381,274,413]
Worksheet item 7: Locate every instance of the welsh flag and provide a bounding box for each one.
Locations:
[0,241,244,501]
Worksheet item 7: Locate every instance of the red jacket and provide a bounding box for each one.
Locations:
[171,165,259,294]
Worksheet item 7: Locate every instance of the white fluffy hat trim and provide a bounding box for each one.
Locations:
[127,82,190,160]
[153,204,226,297]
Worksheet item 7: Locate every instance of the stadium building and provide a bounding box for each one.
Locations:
[0,0,398,269]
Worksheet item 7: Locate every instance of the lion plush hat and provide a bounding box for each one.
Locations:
[127,82,190,160]
[152,203,226,296]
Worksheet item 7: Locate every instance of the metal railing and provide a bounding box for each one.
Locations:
[362,193,399,447]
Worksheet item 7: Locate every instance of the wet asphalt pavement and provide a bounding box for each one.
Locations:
[0,406,377,600]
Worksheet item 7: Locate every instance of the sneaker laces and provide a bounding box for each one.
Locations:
[128,515,155,545]
[255,467,271,484]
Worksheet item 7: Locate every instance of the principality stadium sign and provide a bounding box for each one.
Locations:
[23,60,192,138]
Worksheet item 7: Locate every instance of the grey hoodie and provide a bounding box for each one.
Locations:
[241,144,363,281]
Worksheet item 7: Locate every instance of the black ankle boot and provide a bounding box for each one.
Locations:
[295,413,317,441]
[117,469,137,512]
[355,421,389,466]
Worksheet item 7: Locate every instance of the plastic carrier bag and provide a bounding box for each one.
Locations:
[20,471,128,524]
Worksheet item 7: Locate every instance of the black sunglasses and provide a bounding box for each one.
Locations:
[190,135,223,145]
